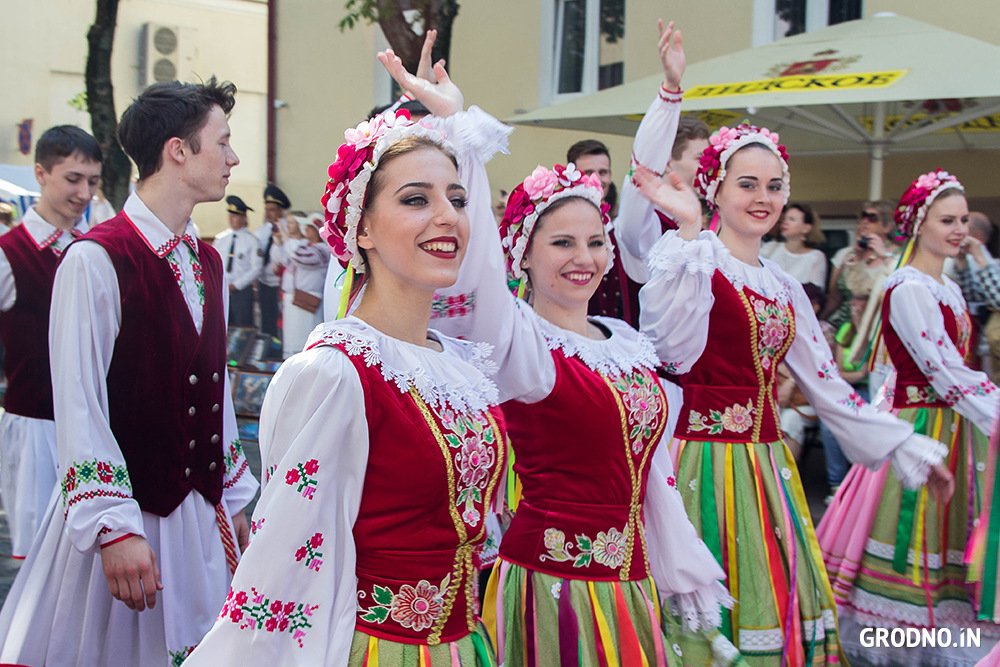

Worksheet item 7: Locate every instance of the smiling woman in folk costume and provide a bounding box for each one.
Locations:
[186,58,512,665]
[816,170,1000,666]
[385,23,743,667]
[631,124,955,665]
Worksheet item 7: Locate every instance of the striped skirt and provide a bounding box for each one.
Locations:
[347,625,496,666]
[818,406,999,666]
[673,438,843,666]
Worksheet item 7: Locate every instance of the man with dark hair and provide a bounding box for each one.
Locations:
[0,79,258,664]
[0,125,102,562]
[668,116,710,187]
[255,184,290,338]
[214,195,262,327]
[566,139,616,212]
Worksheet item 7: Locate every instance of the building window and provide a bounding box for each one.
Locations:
[547,0,624,103]
[755,0,862,45]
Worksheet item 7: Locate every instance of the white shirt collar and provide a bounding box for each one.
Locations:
[20,208,88,251]
[122,192,200,258]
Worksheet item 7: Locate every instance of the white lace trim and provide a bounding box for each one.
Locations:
[305,317,499,414]
[889,432,949,490]
[669,580,734,633]
[883,266,968,319]
[526,306,660,377]
[735,608,836,651]
[846,587,1000,632]
[646,231,794,304]
[864,537,964,569]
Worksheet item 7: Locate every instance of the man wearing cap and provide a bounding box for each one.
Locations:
[254,184,288,339]
[213,195,262,327]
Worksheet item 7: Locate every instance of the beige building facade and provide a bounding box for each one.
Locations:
[1,0,267,234]
[273,1,1000,224]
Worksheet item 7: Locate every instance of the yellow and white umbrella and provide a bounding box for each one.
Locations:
[509,13,1000,199]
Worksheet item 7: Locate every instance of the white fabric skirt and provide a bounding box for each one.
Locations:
[0,490,237,665]
[0,412,58,559]
[282,291,323,359]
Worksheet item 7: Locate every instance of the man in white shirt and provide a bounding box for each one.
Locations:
[213,195,262,327]
[0,125,101,560]
[254,184,288,339]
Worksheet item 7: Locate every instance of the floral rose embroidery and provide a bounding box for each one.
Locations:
[592,527,628,569]
[721,402,754,433]
[389,580,444,632]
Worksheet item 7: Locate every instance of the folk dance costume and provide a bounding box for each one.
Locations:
[0,209,87,558]
[0,193,258,665]
[186,317,506,665]
[273,224,330,359]
[433,160,737,666]
[640,230,948,665]
[818,171,1000,666]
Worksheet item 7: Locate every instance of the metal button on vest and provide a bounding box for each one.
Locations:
[212,404,220,413]
[184,467,191,478]
[213,373,220,382]
[189,439,196,450]
[209,462,218,471]
[211,434,220,444]
[189,374,198,385]
[188,406,196,417]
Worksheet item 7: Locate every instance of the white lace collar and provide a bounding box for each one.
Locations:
[305,316,499,414]
[647,230,794,305]
[523,304,660,377]
[883,266,967,316]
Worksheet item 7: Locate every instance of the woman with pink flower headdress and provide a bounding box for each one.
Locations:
[398,21,743,667]
[186,51,513,666]
[815,170,1000,666]
[631,126,955,665]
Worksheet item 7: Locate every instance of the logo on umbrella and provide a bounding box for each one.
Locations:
[766,50,861,78]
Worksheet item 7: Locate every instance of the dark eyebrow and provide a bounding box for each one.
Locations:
[394,182,431,194]
[735,175,759,181]
[447,183,467,195]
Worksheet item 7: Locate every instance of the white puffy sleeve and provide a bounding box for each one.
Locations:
[220,368,259,515]
[886,280,999,432]
[429,107,555,404]
[614,85,683,284]
[0,247,14,312]
[186,347,370,664]
[782,279,948,488]
[639,230,721,374]
[644,433,731,631]
[50,240,146,551]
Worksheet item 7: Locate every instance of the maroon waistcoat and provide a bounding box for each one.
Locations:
[82,213,227,516]
[0,224,58,420]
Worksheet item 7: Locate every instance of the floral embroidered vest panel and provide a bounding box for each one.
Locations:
[84,214,227,516]
[337,346,507,646]
[883,285,969,408]
[674,270,795,443]
[500,350,666,581]
[0,224,58,419]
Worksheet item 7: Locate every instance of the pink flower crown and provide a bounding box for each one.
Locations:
[320,110,454,272]
[895,169,964,238]
[694,123,790,206]
[498,163,612,280]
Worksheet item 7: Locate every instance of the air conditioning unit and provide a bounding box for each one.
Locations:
[140,23,193,88]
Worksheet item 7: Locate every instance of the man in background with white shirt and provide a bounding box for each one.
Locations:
[213,195,262,327]
[0,125,101,560]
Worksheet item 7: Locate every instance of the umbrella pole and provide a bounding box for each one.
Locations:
[868,101,887,201]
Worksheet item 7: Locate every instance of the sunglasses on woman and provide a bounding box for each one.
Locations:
[859,211,881,222]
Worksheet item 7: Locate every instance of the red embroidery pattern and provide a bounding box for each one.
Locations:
[223,439,250,489]
[251,518,265,535]
[430,292,476,320]
[169,646,196,666]
[284,459,319,500]
[63,489,132,517]
[294,532,324,572]
[219,586,318,648]
[61,458,132,514]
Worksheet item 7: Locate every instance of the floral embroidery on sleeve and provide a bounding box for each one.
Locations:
[284,459,319,500]
[61,459,132,513]
[430,291,476,320]
[223,439,250,489]
[294,532,324,572]
[168,647,196,666]
[218,587,318,648]
[837,390,864,414]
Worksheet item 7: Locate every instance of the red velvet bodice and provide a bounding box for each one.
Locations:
[883,284,970,408]
[329,344,507,646]
[501,350,668,581]
[673,270,796,443]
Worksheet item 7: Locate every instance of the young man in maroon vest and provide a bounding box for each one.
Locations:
[0,79,259,665]
[0,125,102,560]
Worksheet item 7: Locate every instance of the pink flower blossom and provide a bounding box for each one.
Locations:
[303,459,319,475]
[522,167,558,200]
[285,469,300,485]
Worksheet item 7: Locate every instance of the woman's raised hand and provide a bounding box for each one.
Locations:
[633,164,702,239]
[377,34,463,118]
[658,19,685,92]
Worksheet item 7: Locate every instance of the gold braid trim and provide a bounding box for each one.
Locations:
[736,290,796,443]
[409,388,506,642]
[602,369,667,581]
